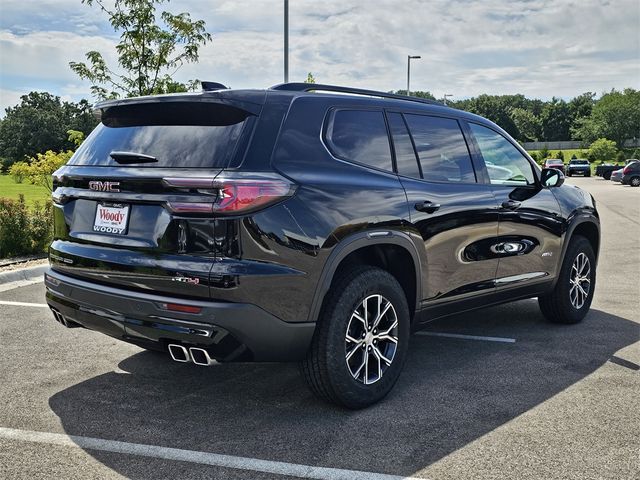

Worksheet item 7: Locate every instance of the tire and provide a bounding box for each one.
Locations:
[604,172,612,180]
[630,176,640,187]
[300,265,410,409]
[586,172,591,177]
[567,172,572,177]
[538,235,596,324]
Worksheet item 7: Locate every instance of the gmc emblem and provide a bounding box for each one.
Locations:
[89,181,120,192]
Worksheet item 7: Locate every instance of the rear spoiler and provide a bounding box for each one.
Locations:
[93,91,265,122]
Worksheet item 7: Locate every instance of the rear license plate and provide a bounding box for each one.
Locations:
[93,203,130,235]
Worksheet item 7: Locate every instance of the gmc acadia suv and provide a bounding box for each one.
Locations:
[45,83,600,408]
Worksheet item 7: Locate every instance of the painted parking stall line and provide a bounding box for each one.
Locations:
[416,331,516,343]
[0,427,425,480]
[0,300,49,308]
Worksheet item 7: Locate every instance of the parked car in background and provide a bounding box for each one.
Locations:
[621,160,640,187]
[543,158,565,174]
[566,159,591,177]
[610,168,624,183]
[595,163,623,180]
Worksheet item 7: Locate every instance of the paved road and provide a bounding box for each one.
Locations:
[0,176,638,479]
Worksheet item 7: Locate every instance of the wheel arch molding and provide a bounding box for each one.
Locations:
[553,215,600,288]
[308,230,423,324]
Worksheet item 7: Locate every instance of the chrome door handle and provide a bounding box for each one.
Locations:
[501,200,521,210]
[415,201,441,213]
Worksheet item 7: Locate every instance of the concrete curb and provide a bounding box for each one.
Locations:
[0,264,48,286]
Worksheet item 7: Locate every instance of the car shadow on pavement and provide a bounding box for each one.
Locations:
[48,300,639,478]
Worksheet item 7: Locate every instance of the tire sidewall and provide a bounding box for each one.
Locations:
[322,269,410,408]
[554,237,596,323]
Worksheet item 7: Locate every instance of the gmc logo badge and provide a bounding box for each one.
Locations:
[89,181,120,192]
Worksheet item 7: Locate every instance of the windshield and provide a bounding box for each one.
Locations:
[571,160,589,165]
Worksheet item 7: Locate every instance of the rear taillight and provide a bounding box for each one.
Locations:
[163,173,295,215]
[623,165,631,175]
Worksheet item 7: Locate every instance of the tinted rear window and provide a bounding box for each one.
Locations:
[404,114,476,183]
[325,109,392,171]
[69,102,251,168]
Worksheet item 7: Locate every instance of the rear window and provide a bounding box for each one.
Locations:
[69,102,252,168]
[324,109,393,172]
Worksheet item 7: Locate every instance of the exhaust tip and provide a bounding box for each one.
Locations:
[189,347,217,366]
[168,344,190,363]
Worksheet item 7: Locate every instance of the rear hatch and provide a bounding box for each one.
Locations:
[50,94,262,299]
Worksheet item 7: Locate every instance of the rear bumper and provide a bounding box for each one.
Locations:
[568,168,590,175]
[44,268,314,362]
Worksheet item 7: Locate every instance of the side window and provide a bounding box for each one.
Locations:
[469,123,536,186]
[325,109,393,171]
[387,112,421,178]
[403,114,476,183]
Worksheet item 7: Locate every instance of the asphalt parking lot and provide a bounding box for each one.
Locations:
[0,176,638,480]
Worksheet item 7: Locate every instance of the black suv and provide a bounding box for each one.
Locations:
[45,83,600,408]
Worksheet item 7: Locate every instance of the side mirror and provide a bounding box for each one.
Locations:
[541,168,565,188]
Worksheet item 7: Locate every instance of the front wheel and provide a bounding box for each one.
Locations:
[630,176,640,187]
[300,266,410,408]
[538,235,596,324]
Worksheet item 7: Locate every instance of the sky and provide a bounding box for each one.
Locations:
[0,0,639,114]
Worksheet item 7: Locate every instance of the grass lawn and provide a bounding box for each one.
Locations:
[0,174,50,205]
[526,148,589,161]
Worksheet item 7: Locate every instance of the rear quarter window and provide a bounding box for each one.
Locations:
[324,109,393,172]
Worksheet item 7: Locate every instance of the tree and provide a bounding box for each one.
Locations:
[539,145,550,160]
[588,138,617,163]
[540,98,572,141]
[572,89,640,148]
[510,107,541,142]
[0,92,96,165]
[26,150,73,193]
[304,72,316,84]
[555,150,565,161]
[69,0,212,100]
[392,90,436,100]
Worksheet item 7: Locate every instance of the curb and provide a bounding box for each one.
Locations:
[0,264,48,286]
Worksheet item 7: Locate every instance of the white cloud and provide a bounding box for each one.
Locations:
[0,0,638,113]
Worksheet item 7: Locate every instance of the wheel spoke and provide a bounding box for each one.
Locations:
[353,354,366,380]
[346,333,360,344]
[352,312,367,330]
[378,319,398,336]
[346,344,361,362]
[363,351,370,384]
[377,333,398,344]
[374,346,393,366]
[373,301,392,329]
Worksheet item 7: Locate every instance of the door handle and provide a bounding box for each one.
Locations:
[415,200,441,213]
[501,200,521,210]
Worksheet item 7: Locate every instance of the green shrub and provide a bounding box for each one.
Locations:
[588,138,617,162]
[8,161,31,184]
[0,195,53,258]
[571,153,577,159]
[539,145,550,160]
[616,151,627,163]
[555,150,565,160]
[529,151,539,162]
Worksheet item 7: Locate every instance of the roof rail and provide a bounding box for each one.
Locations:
[270,82,442,106]
[201,81,229,91]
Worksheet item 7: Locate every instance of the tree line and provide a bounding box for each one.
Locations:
[393,88,639,148]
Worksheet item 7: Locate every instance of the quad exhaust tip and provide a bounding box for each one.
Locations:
[50,308,79,328]
[167,344,217,366]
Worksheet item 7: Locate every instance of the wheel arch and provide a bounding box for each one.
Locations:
[308,231,422,324]
[551,216,600,289]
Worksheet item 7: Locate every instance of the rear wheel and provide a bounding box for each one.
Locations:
[300,266,410,408]
[630,176,640,187]
[538,235,595,324]
[604,171,612,180]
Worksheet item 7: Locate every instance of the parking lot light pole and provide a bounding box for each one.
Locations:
[443,94,453,105]
[406,55,421,96]
[284,0,289,83]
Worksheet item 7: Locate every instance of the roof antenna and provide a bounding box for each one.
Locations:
[201,81,229,91]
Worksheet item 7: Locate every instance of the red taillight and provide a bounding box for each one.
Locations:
[162,303,202,314]
[623,165,631,175]
[164,174,295,215]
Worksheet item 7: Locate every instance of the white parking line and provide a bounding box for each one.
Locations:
[0,427,425,480]
[416,332,516,343]
[0,300,48,308]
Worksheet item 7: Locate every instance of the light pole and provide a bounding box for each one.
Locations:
[284,0,289,83]
[443,94,453,105]
[406,55,421,96]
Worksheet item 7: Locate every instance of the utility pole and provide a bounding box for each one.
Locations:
[284,0,289,83]
[406,55,421,96]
